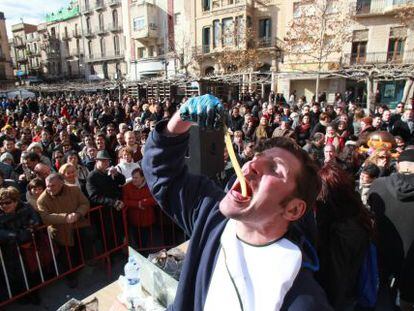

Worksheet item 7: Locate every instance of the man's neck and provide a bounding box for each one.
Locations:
[235,221,288,246]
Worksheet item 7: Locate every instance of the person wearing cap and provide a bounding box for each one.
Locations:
[86,150,126,249]
[368,149,414,310]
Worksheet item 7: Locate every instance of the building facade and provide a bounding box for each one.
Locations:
[343,0,414,107]
[0,12,14,86]
[79,0,126,80]
[124,0,177,81]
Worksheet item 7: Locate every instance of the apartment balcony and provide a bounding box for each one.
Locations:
[109,23,122,32]
[45,51,60,59]
[96,26,108,35]
[108,0,121,7]
[132,23,158,41]
[73,30,82,38]
[84,28,95,38]
[353,0,411,17]
[203,0,253,15]
[62,32,71,41]
[81,4,93,14]
[17,56,28,63]
[95,0,105,11]
[343,51,414,66]
[69,49,84,57]
[13,39,26,49]
[85,51,124,62]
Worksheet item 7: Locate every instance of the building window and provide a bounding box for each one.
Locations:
[99,13,104,30]
[86,17,91,32]
[137,47,145,58]
[203,0,211,11]
[88,40,93,57]
[222,18,233,47]
[388,27,406,63]
[258,18,271,46]
[112,10,118,27]
[114,35,120,55]
[351,41,367,64]
[202,27,211,53]
[148,46,154,57]
[158,45,164,56]
[90,64,95,75]
[100,37,105,56]
[174,13,181,25]
[133,17,145,31]
[213,19,220,48]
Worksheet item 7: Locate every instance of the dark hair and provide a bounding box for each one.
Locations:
[22,152,41,162]
[28,177,46,190]
[64,150,81,163]
[317,163,373,236]
[361,163,380,179]
[256,136,321,211]
[131,167,143,176]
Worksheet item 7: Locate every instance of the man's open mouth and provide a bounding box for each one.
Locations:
[230,179,253,202]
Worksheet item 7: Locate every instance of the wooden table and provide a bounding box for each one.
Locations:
[83,281,127,311]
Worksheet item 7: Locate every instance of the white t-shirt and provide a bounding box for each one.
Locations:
[204,220,302,311]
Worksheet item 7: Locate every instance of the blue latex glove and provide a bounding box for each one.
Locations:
[179,94,224,129]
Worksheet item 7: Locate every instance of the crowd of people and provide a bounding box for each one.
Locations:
[0,90,413,310]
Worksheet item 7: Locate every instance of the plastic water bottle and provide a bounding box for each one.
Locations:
[124,256,140,285]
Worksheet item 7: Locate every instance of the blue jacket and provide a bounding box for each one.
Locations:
[142,120,333,311]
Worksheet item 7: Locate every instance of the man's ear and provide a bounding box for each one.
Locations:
[283,198,306,222]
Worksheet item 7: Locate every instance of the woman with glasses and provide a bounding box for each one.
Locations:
[363,148,395,177]
[0,187,42,303]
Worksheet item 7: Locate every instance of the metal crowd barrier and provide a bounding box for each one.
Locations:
[0,204,187,307]
[0,205,128,307]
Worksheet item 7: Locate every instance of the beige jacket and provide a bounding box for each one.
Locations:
[37,185,90,246]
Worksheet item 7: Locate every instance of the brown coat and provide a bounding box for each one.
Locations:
[37,184,90,246]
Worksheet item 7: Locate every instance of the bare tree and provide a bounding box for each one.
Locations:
[334,62,414,112]
[283,0,353,98]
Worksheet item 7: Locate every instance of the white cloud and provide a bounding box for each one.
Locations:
[0,0,71,37]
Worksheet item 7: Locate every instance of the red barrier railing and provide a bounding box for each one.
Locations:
[126,207,188,254]
[0,204,128,307]
[0,203,187,307]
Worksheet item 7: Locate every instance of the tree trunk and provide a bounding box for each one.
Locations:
[366,76,374,114]
[402,78,414,104]
[315,72,320,103]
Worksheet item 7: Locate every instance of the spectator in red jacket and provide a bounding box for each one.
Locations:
[122,167,156,251]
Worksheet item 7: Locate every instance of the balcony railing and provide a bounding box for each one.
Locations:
[109,24,122,32]
[203,45,210,54]
[354,0,412,16]
[81,4,93,14]
[95,0,105,10]
[84,28,95,37]
[13,40,26,48]
[69,49,84,58]
[343,51,414,65]
[96,26,108,35]
[17,56,28,63]
[62,32,71,40]
[108,0,121,6]
[85,51,124,62]
[72,30,82,38]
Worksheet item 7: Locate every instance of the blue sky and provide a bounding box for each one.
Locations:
[0,0,70,37]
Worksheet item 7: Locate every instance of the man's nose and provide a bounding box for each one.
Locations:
[243,158,261,177]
